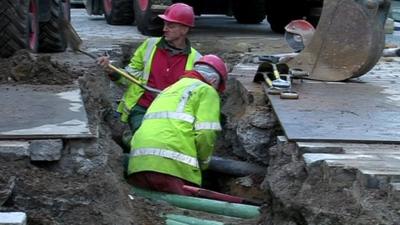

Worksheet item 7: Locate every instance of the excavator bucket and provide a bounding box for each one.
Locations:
[288,0,391,81]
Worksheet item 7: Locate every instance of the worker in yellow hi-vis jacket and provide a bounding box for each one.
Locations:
[127,55,228,195]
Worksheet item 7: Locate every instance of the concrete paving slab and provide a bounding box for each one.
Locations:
[0,141,30,160]
[303,153,379,165]
[0,212,26,225]
[268,70,400,144]
[325,159,400,170]
[0,85,93,139]
[297,142,400,154]
[29,139,63,161]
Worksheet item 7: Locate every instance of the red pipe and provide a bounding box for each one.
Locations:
[182,185,262,206]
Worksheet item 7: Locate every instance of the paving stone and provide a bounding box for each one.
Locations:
[29,139,63,161]
[388,182,400,202]
[303,153,379,165]
[297,142,345,154]
[0,141,29,160]
[0,212,26,225]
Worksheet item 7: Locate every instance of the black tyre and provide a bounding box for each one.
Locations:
[267,14,292,33]
[0,0,39,58]
[266,1,306,33]
[103,0,135,25]
[63,0,71,22]
[38,0,68,52]
[232,0,266,24]
[134,0,163,36]
[85,0,104,15]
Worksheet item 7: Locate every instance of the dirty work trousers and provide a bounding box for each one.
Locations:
[122,105,147,152]
[127,172,197,196]
[128,104,147,134]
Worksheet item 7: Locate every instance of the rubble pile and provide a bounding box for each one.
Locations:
[0,50,78,85]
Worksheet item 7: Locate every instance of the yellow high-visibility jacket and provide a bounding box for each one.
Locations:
[115,37,202,122]
[127,77,221,185]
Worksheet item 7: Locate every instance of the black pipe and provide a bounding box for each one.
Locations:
[208,156,266,176]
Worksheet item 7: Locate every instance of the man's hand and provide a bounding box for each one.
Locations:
[97,56,114,74]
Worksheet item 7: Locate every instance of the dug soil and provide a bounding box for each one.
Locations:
[0,37,285,225]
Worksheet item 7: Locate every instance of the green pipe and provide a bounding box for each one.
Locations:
[166,219,191,225]
[132,187,260,219]
[165,214,224,225]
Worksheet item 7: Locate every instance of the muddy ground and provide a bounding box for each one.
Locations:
[0,35,287,225]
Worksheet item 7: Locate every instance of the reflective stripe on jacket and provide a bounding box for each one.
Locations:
[127,77,221,185]
[116,37,202,122]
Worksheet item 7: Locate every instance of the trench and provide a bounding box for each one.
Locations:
[3,39,397,225]
[0,47,284,225]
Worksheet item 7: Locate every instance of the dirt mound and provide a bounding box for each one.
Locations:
[0,50,78,85]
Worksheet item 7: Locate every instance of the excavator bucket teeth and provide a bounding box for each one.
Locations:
[288,0,391,81]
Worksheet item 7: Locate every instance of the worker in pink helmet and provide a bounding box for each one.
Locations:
[97,3,202,150]
[127,55,228,195]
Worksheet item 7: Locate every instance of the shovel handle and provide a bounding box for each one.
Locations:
[77,49,161,94]
[107,64,161,94]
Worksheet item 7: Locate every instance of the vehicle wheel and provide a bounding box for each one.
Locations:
[63,0,71,22]
[233,0,266,24]
[0,0,39,58]
[38,0,68,52]
[85,0,104,15]
[267,14,292,33]
[103,0,135,25]
[134,0,163,36]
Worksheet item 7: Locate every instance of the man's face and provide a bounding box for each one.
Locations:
[163,21,189,42]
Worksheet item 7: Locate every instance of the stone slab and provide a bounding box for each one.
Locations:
[268,71,400,144]
[303,153,379,165]
[0,212,26,225]
[0,85,94,139]
[29,139,63,161]
[297,142,400,154]
[0,141,30,160]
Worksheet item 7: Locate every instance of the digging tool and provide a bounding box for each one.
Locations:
[253,61,298,99]
[60,19,161,94]
[182,185,263,206]
[288,0,391,81]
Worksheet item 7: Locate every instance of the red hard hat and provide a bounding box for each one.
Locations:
[195,54,228,92]
[158,3,195,27]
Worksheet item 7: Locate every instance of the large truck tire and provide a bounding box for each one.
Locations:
[232,0,266,24]
[134,0,163,36]
[267,14,293,33]
[85,0,104,15]
[103,0,135,25]
[266,1,307,33]
[0,0,39,58]
[38,0,68,52]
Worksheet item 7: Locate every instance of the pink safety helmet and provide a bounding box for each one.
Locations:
[195,54,228,92]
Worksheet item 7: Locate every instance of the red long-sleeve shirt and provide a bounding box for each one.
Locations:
[137,48,189,108]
